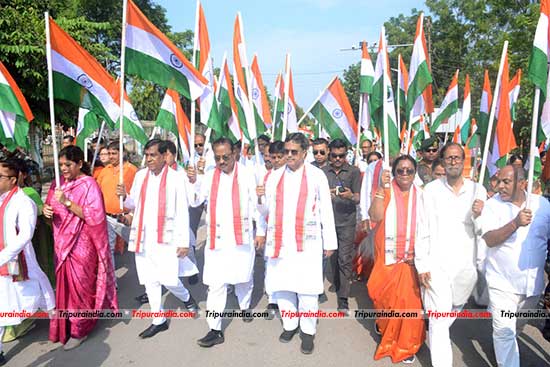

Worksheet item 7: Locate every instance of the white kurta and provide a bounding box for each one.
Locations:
[258,164,337,295]
[127,167,197,287]
[0,189,55,326]
[189,162,256,286]
[416,177,487,306]
[481,192,550,297]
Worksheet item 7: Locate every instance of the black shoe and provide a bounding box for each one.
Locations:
[139,321,168,338]
[197,329,224,347]
[242,309,253,323]
[328,284,337,293]
[300,332,314,354]
[183,295,199,315]
[279,327,299,343]
[265,303,279,320]
[0,352,6,366]
[318,292,328,303]
[188,274,199,285]
[337,297,349,312]
[135,293,149,305]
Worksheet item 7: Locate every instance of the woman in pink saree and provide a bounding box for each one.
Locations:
[43,146,117,350]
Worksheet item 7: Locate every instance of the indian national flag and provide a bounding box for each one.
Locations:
[49,16,119,128]
[76,108,99,149]
[407,13,433,124]
[360,40,375,94]
[508,69,521,120]
[397,54,408,118]
[0,60,32,149]
[194,1,218,128]
[458,74,471,143]
[115,83,148,146]
[125,0,208,101]
[156,89,191,162]
[371,27,400,157]
[218,54,242,142]
[310,77,358,145]
[478,69,492,150]
[528,0,550,97]
[488,53,517,177]
[283,62,298,134]
[431,70,459,133]
[250,55,271,131]
[272,72,285,140]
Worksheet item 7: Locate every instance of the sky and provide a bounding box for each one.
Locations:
[156,0,428,110]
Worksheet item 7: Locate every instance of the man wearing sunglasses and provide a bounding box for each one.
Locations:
[415,142,487,367]
[322,139,361,313]
[417,137,440,185]
[256,133,337,354]
[311,138,329,169]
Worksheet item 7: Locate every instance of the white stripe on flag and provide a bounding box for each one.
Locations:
[0,110,15,138]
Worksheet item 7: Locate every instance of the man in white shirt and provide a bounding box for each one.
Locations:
[188,137,258,348]
[121,139,199,339]
[481,165,550,367]
[415,142,486,367]
[257,133,337,355]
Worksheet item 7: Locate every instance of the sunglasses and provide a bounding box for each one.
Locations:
[425,148,438,153]
[284,149,301,156]
[195,143,204,148]
[396,168,415,176]
[330,153,346,159]
[313,150,326,156]
[214,154,232,162]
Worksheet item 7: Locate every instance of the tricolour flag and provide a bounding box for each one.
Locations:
[528,0,550,97]
[283,61,298,134]
[250,55,271,132]
[76,108,99,149]
[193,1,218,128]
[407,13,433,123]
[156,89,191,162]
[508,68,521,120]
[478,69,492,149]
[488,52,517,177]
[431,70,459,133]
[397,54,409,116]
[0,60,32,149]
[459,74,472,143]
[310,77,358,146]
[49,16,119,128]
[115,83,148,146]
[360,40,375,94]
[125,0,208,101]
[272,72,285,140]
[217,54,242,142]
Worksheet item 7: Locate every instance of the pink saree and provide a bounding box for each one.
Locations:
[46,175,117,344]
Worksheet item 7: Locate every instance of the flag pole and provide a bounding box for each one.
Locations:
[271,72,281,141]
[297,76,338,127]
[281,53,291,141]
[118,0,129,209]
[189,0,200,167]
[91,120,106,170]
[45,12,61,188]
[397,54,402,135]
[527,88,542,207]
[381,26,390,170]
[479,40,508,187]
[356,93,364,166]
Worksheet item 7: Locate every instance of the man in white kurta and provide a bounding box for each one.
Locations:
[124,140,198,339]
[0,162,54,365]
[189,137,257,348]
[481,165,550,367]
[257,133,337,355]
[415,143,486,367]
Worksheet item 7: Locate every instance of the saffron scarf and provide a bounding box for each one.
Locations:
[273,166,308,258]
[209,163,243,249]
[0,186,28,280]
[384,180,417,265]
[134,166,169,252]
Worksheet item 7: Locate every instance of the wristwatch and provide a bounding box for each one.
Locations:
[64,200,72,208]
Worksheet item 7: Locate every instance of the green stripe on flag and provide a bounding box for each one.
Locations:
[155,108,178,137]
[0,83,25,117]
[77,111,100,149]
[311,102,352,146]
[528,47,548,97]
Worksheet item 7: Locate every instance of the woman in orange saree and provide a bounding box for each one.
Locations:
[366,155,425,364]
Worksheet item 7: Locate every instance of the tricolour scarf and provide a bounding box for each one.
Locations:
[273,166,308,258]
[209,163,243,249]
[0,186,28,281]
[384,180,417,265]
[134,165,169,252]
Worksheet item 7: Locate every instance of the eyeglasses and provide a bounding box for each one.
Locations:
[0,175,15,180]
[195,143,204,148]
[330,153,346,159]
[396,168,415,176]
[214,154,232,162]
[284,149,301,156]
[313,150,326,156]
[425,148,438,153]
[444,156,464,163]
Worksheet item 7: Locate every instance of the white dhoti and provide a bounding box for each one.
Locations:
[206,279,253,331]
[488,287,540,367]
[276,291,319,335]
